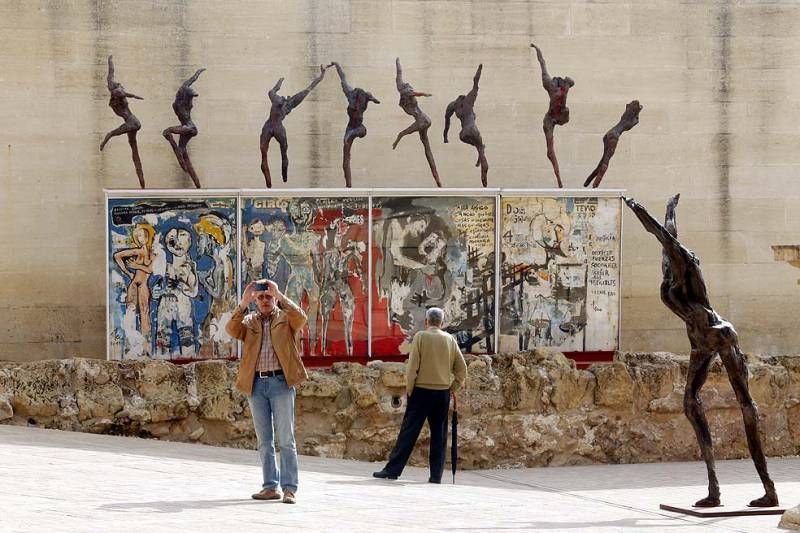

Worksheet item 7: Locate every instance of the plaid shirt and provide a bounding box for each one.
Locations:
[256,313,281,372]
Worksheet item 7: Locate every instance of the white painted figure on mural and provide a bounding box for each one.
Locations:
[195,214,234,358]
[243,219,267,286]
[281,199,322,354]
[113,222,155,357]
[154,227,198,358]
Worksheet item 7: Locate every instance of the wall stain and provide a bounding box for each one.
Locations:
[714,1,732,264]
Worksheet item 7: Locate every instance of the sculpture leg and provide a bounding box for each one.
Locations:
[276,129,289,183]
[392,122,419,150]
[719,344,779,507]
[543,117,563,188]
[260,132,273,189]
[418,129,441,187]
[178,134,201,189]
[127,131,145,189]
[477,144,488,187]
[162,128,187,172]
[684,350,721,507]
[343,137,355,188]
[100,124,130,151]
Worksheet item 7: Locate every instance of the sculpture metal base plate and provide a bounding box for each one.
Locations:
[660,503,785,518]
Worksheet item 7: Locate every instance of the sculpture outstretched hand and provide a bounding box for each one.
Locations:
[329,62,380,188]
[584,100,642,188]
[531,44,573,188]
[392,58,441,187]
[260,65,328,188]
[163,68,205,189]
[100,55,145,188]
[444,64,488,187]
[624,194,778,509]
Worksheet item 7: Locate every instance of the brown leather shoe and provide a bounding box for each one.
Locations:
[252,488,282,500]
[282,490,296,504]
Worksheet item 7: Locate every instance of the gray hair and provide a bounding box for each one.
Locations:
[426,307,444,326]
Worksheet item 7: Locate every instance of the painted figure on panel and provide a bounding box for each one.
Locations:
[584,100,642,188]
[531,44,573,188]
[100,55,145,188]
[243,219,267,286]
[195,214,234,358]
[318,215,367,356]
[444,64,488,187]
[264,219,291,293]
[329,62,381,188]
[154,227,199,358]
[625,194,778,508]
[163,68,206,189]
[113,223,155,356]
[260,66,328,188]
[392,58,441,187]
[282,199,322,354]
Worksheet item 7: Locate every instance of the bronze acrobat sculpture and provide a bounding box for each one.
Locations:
[531,44,573,188]
[444,64,488,187]
[625,194,778,509]
[100,55,145,188]
[329,62,380,188]
[260,65,328,188]
[584,100,642,188]
[163,68,205,189]
[392,58,441,187]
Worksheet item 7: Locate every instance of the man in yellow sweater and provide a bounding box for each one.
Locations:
[373,307,467,483]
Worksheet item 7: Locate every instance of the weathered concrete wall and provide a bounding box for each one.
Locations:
[0,1,799,360]
[1,351,799,469]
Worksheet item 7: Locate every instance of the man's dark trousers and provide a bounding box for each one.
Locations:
[384,387,450,481]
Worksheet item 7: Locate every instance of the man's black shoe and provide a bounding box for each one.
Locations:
[428,478,441,484]
[372,470,398,480]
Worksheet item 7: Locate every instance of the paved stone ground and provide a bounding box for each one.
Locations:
[1,425,798,532]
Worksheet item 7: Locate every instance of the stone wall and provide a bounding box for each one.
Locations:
[2,351,799,469]
[1,1,800,361]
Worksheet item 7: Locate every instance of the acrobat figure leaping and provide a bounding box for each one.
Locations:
[329,62,380,188]
[531,44,573,188]
[625,194,778,509]
[260,65,328,188]
[163,68,206,189]
[100,55,145,188]
[392,58,441,187]
[444,64,488,187]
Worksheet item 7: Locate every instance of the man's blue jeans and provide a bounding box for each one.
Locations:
[248,374,299,492]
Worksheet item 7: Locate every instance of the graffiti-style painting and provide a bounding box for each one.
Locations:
[372,196,495,356]
[241,196,369,357]
[499,196,621,352]
[107,197,238,361]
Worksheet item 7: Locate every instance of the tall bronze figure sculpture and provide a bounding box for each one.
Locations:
[625,195,778,509]
[260,65,328,188]
[163,68,206,189]
[329,62,380,188]
[584,100,642,188]
[392,58,441,187]
[531,44,573,189]
[444,64,488,187]
[100,55,145,188]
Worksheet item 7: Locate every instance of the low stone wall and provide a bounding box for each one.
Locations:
[1,351,799,469]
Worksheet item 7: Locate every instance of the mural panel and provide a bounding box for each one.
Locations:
[241,196,369,357]
[107,197,238,361]
[499,196,621,352]
[372,196,495,356]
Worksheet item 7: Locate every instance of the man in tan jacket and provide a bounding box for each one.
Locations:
[373,307,467,483]
[226,279,308,504]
